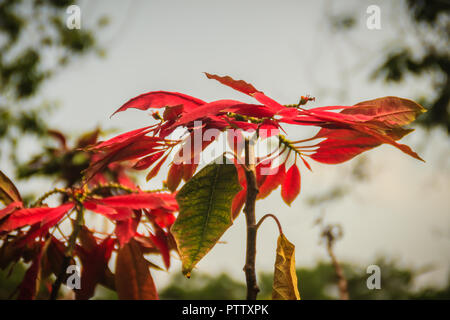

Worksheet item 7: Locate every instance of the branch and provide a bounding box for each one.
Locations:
[50,203,84,300]
[322,226,349,300]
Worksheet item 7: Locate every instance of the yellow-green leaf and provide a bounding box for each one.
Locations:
[115,238,158,300]
[171,156,241,277]
[0,170,22,205]
[272,233,300,300]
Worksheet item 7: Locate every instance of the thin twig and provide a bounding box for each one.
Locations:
[256,213,283,235]
[322,225,349,300]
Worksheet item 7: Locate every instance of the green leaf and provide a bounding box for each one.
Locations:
[0,170,22,205]
[171,156,241,277]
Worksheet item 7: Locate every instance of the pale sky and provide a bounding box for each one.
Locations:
[10,0,450,291]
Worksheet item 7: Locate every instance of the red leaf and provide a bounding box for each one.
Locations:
[115,239,158,300]
[251,92,285,113]
[149,229,171,269]
[112,91,206,116]
[115,213,140,247]
[76,237,115,300]
[167,99,253,130]
[98,193,172,211]
[87,126,154,151]
[345,96,426,127]
[281,165,301,205]
[257,164,286,199]
[205,73,260,95]
[0,203,74,232]
[163,104,184,121]
[0,201,22,220]
[146,153,170,181]
[133,151,165,170]
[167,163,184,192]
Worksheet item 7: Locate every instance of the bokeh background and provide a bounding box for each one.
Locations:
[1,0,449,299]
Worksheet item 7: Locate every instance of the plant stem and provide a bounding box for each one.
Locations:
[50,204,84,300]
[256,214,283,235]
[243,138,260,300]
[323,227,349,300]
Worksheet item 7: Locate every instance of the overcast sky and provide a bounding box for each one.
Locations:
[12,0,450,290]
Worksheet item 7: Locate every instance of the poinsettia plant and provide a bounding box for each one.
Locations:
[0,73,425,300]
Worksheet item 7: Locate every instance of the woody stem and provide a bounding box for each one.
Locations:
[243,138,260,300]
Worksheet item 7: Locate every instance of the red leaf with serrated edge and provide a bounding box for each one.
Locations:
[167,163,184,192]
[112,91,206,117]
[75,237,115,300]
[281,165,301,206]
[205,73,260,95]
[115,239,158,300]
[133,151,165,170]
[0,203,74,232]
[258,164,286,199]
[231,189,247,220]
[18,242,44,300]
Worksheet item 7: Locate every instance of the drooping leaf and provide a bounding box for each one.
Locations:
[281,165,300,206]
[257,164,286,199]
[115,238,158,300]
[272,233,300,300]
[0,170,22,205]
[171,156,241,277]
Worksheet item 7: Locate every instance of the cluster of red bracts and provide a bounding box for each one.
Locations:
[85,73,425,210]
[0,189,178,299]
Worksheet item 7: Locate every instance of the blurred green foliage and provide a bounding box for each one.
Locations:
[159,258,450,300]
[0,0,105,180]
[372,0,450,133]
